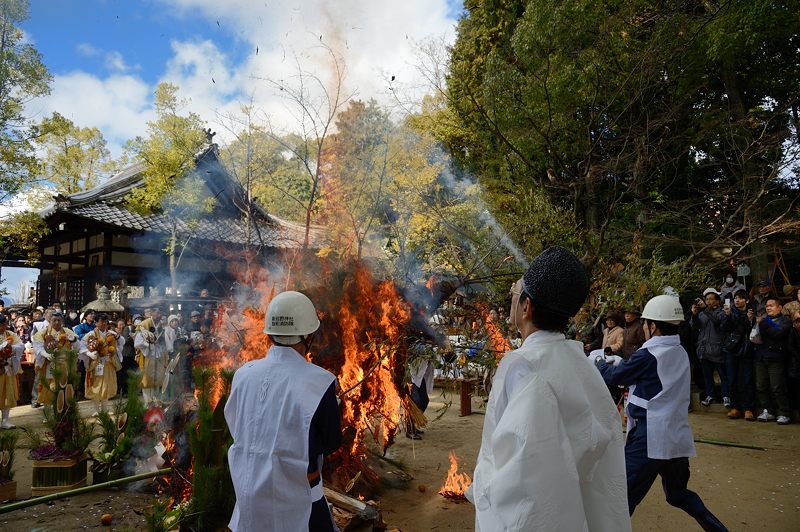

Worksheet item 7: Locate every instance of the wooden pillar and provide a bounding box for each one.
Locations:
[459,379,473,417]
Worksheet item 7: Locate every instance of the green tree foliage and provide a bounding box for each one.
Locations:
[445,0,800,270]
[218,106,312,224]
[321,99,395,258]
[37,112,116,194]
[126,83,211,293]
[0,0,52,205]
[0,210,48,265]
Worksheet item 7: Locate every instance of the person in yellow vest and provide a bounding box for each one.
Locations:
[0,314,24,429]
[134,308,167,405]
[80,313,125,415]
[31,311,79,406]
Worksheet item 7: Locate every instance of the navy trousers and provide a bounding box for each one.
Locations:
[626,422,728,532]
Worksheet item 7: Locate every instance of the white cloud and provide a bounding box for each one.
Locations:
[27,71,154,156]
[76,42,100,56]
[105,50,132,72]
[29,1,458,159]
[159,0,458,128]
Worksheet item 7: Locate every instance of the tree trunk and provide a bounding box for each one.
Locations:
[169,229,178,297]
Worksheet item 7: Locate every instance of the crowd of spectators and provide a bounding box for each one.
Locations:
[575,278,800,426]
[0,297,220,406]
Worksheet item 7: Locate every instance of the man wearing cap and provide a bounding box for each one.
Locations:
[0,314,24,429]
[31,311,79,406]
[225,291,341,532]
[80,314,124,414]
[752,279,772,317]
[467,246,630,531]
[691,288,729,408]
[594,295,727,531]
[622,308,646,359]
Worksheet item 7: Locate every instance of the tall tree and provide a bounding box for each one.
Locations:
[255,45,352,250]
[444,0,800,271]
[0,0,51,205]
[126,83,210,294]
[37,112,115,194]
[321,99,394,259]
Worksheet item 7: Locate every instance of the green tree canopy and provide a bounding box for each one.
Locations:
[0,0,51,204]
[126,82,211,292]
[444,0,800,271]
[37,112,116,195]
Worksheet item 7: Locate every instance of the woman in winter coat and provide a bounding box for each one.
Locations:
[602,312,624,356]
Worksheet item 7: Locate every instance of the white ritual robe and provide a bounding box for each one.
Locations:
[409,357,435,395]
[224,345,336,532]
[468,331,631,532]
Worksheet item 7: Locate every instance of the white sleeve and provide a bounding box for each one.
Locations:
[475,378,588,532]
[134,332,148,354]
[117,336,126,362]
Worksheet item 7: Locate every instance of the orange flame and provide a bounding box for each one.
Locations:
[482,305,511,362]
[439,451,472,499]
[200,255,413,483]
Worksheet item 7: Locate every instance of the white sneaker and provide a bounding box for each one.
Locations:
[777,416,791,425]
[757,409,776,422]
[0,421,15,429]
[701,396,713,406]
[723,396,731,408]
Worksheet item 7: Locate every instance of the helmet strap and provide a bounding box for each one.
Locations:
[302,331,316,354]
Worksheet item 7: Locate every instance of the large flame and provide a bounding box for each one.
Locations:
[199,256,413,486]
[439,451,472,499]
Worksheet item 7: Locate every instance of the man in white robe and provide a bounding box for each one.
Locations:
[467,246,630,531]
[0,314,24,429]
[79,313,125,414]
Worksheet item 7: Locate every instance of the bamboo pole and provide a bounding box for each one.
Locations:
[694,438,766,451]
[0,468,172,514]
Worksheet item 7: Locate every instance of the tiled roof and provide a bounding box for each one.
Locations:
[43,145,325,249]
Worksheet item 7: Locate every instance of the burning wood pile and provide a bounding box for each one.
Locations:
[146,258,442,528]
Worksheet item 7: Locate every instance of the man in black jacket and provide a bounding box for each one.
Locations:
[753,296,791,424]
[721,290,756,420]
[691,289,729,408]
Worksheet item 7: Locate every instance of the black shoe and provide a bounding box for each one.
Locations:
[32,402,43,408]
[405,431,422,440]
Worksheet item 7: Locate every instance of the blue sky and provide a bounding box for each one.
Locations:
[3,0,462,299]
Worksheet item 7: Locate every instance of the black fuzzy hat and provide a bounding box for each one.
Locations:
[522,246,590,317]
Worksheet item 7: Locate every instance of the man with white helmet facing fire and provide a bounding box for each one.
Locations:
[225,291,342,532]
[594,294,728,531]
[468,246,630,531]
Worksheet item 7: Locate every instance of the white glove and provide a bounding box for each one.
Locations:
[42,351,54,362]
[86,351,98,361]
[605,355,623,367]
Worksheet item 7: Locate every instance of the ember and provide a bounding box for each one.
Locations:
[439,451,472,499]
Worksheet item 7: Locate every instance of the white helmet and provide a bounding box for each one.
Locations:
[263,291,320,344]
[641,294,685,324]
